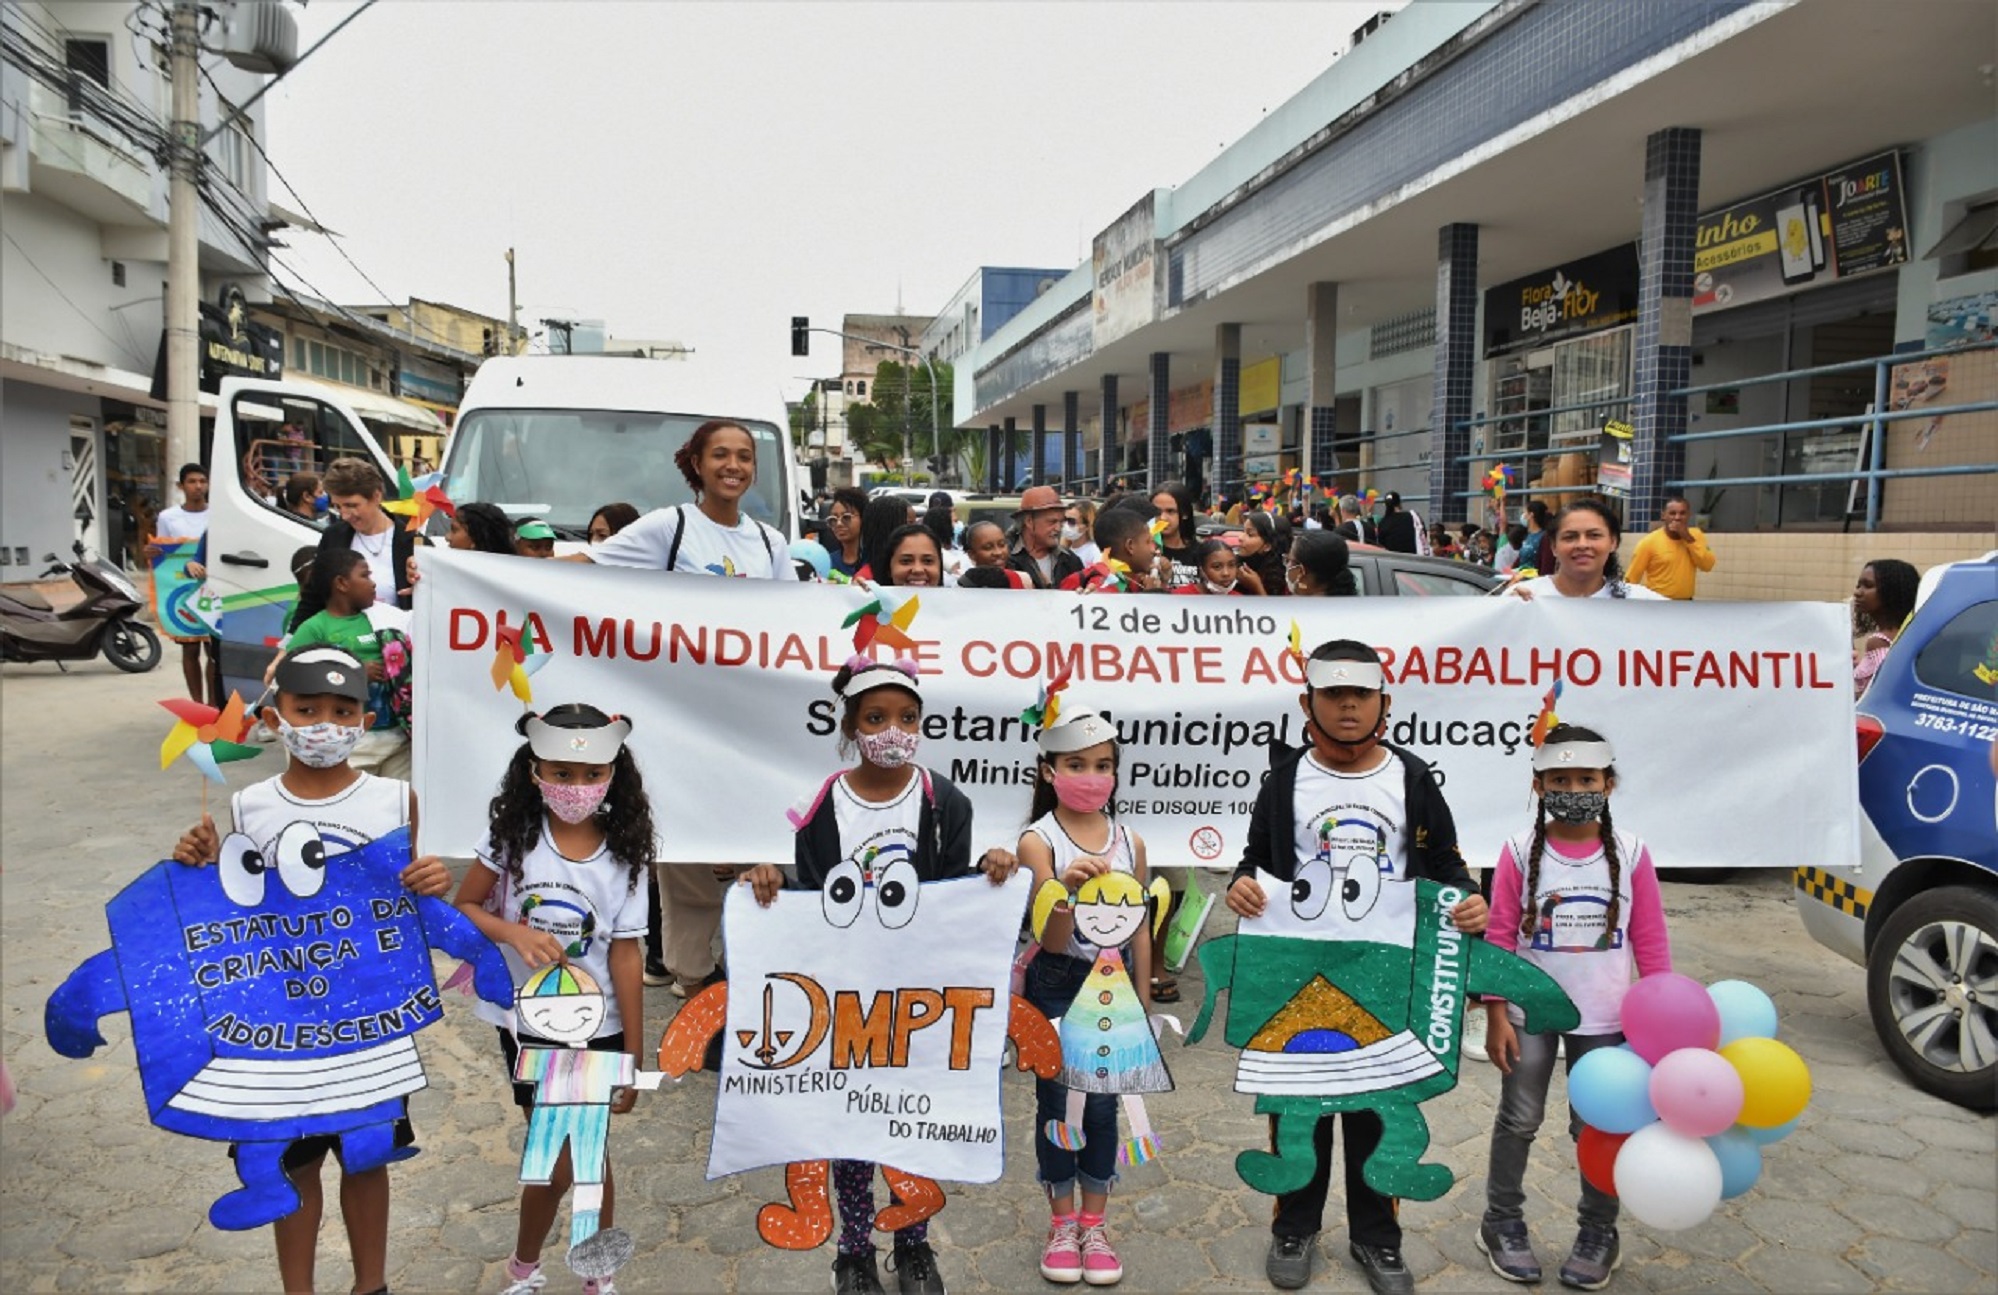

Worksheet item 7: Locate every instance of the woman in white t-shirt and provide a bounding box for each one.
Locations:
[1505,499,1665,602]
[581,421,787,579]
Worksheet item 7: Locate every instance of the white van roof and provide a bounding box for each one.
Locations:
[460,356,785,425]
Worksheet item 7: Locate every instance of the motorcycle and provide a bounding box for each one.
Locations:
[0,540,162,673]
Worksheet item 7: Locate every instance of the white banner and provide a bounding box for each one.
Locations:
[706,872,1028,1182]
[412,551,1860,871]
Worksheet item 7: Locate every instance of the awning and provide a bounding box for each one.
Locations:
[1,344,218,414]
[281,374,447,433]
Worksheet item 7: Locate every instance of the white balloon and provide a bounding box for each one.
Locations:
[1613,1123,1723,1231]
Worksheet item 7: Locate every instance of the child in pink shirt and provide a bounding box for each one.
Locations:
[1476,724,1672,1292]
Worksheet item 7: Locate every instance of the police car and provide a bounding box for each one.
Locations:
[1796,552,1998,1109]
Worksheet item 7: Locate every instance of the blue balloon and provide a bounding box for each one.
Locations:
[1743,1114,1800,1146]
[1706,1127,1764,1199]
[1569,1046,1658,1134]
[1707,980,1780,1046]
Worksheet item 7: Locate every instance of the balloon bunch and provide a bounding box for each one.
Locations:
[1568,974,1809,1232]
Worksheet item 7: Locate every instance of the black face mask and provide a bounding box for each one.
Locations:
[1304,691,1387,763]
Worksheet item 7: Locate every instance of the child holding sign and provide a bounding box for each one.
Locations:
[741,657,1019,1295]
[1015,706,1160,1288]
[451,704,655,1295]
[170,646,451,1295]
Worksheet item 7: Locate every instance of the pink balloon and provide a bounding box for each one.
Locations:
[1621,973,1722,1063]
[1649,1047,1745,1137]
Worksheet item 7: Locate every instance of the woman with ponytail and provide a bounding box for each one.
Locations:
[1475,723,1673,1291]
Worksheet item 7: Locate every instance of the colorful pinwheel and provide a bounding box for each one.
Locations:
[159,693,262,783]
[384,469,455,534]
[1020,663,1074,730]
[1483,463,1515,514]
[1147,515,1170,544]
[491,617,551,704]
[843,593,922,655]
[1529,679,1564,748]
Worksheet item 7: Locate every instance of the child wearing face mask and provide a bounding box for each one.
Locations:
[1171,540,1244,596]
[169,646,452,1295]
[451,704,656,1295]
[1475,723,1671,1293]
[741,659,1017,1295]
[1015,707,1156,1288]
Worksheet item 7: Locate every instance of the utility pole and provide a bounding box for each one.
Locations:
[506,248,519,353]
[165,0,202,473]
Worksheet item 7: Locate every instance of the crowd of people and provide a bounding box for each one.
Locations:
[135,425,1946,1295]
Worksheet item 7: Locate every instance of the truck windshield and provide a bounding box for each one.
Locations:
[445,409,788,538]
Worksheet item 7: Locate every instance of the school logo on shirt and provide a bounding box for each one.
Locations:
[705,556,742,577]
[1528,890,1624,953]
[843,830,917,880]
[1307,810,1392,876]
[520,886,600,957]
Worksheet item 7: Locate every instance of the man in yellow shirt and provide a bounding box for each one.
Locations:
[1625,496,1716,599]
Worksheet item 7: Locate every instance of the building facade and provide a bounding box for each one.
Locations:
[954,0,1996,594]
[1,0,286,567]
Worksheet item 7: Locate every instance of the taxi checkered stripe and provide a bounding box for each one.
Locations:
[1794,867,1871,920]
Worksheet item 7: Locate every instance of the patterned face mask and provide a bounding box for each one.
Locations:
[1543,789,1608,824]
[277,719,365,769]
[855,726,920,770]
[536,775,610,824]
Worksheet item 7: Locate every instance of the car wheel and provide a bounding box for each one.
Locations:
[1865,884,1998,1111]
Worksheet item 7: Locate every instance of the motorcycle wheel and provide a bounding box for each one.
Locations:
[102,620,162,673]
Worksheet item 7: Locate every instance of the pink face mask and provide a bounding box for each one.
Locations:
[1051,772,1115,814]
[536,775,610,825]
[856,726,920,770]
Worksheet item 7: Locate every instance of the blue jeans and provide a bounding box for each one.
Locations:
[1023,950,1118,1198]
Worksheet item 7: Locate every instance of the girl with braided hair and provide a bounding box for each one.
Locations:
[1474,723,1672,1291]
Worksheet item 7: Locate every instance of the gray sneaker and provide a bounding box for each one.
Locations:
[1266,1232,1316,1290]
[886,1241,946,1295]
[1349,1243,1415,1295]
[1558,1226,1620,1291]
[1477,1219,1543,1284]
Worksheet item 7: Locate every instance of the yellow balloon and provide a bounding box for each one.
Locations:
[1720,1037,1811,1128]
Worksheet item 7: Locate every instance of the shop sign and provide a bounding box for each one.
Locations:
[150,286,285,399]
[1093,192,1159,349]
[1240,358,1282,415]
[1596,419,1635,497]
[1483,244,1640,357]
[1692,151,1908,315]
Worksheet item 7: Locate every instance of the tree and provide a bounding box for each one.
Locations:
[847,359,955,482]
[787,389,819,453]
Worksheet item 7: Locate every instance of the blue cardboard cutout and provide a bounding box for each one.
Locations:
[46,826,513,1230]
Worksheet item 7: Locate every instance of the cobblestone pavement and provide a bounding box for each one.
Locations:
[3,661,1993,1293]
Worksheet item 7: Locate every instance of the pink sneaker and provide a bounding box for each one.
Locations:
[1079,1223,1123,1286]
[1040,1216,1083,1284]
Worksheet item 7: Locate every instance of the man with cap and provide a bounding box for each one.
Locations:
[513,519,557,559]
[1008,485,1084,590]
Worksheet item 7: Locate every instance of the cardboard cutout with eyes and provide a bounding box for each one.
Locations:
[657,868,1061,1250]
[44,827,513,1230]
[1188,864,1578,1201]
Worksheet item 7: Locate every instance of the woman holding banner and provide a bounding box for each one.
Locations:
[574,420,789,994]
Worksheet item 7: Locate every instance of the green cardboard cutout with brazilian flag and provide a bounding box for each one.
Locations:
[1188,864,1578,1201]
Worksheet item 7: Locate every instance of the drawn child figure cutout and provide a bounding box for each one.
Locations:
[511,963,664,1259]
[1037,870,1175,1164]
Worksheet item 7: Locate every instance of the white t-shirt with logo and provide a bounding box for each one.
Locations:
[154,505,210,541]
[472,827,651,1035]
[1498,829,1648,1033]
[831,774,924,879]
[591,504,786,579]
[1510,575,1666,601]
[231,771,409,858]
[1291,750,1410,884]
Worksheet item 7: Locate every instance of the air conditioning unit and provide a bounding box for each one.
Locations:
[221,2,299,76]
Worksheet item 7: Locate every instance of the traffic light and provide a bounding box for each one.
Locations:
[791,317,810,356]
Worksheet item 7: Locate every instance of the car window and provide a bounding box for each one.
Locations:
[229,391,373,524]
[1393,566,1486,597]
[1350,564,1372,595]
[1913,599,1998,702]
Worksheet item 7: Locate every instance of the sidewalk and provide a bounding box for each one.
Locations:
[2,660,1992,1293]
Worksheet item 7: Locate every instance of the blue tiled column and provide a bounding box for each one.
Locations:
[1305,283,1338,487]
[1062,390,1080,493]
[1031,404,1047,488]
[1213,323,1242,506]
[1429,223,1479,525]
[985,425,1000,493]
[1099,374,1119,491]
[1147,352,1172,491]
[1631,127,1700,530]
[1002,416,1018,491]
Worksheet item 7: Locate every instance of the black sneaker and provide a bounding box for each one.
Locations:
[642,957,671,987]
[1558,1225,1620,1291]
[886,1240,946,1295]
[832,1249,886,1295]
[1349,1242,1415,1295]
[1477,1218,1543,1284]
[1266,1232,1315,1290]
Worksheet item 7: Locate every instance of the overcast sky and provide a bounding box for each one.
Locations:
[268,2,1387,403]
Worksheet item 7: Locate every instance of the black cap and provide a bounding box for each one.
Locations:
[1383,492,1403,508]
[275,646,370,702]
